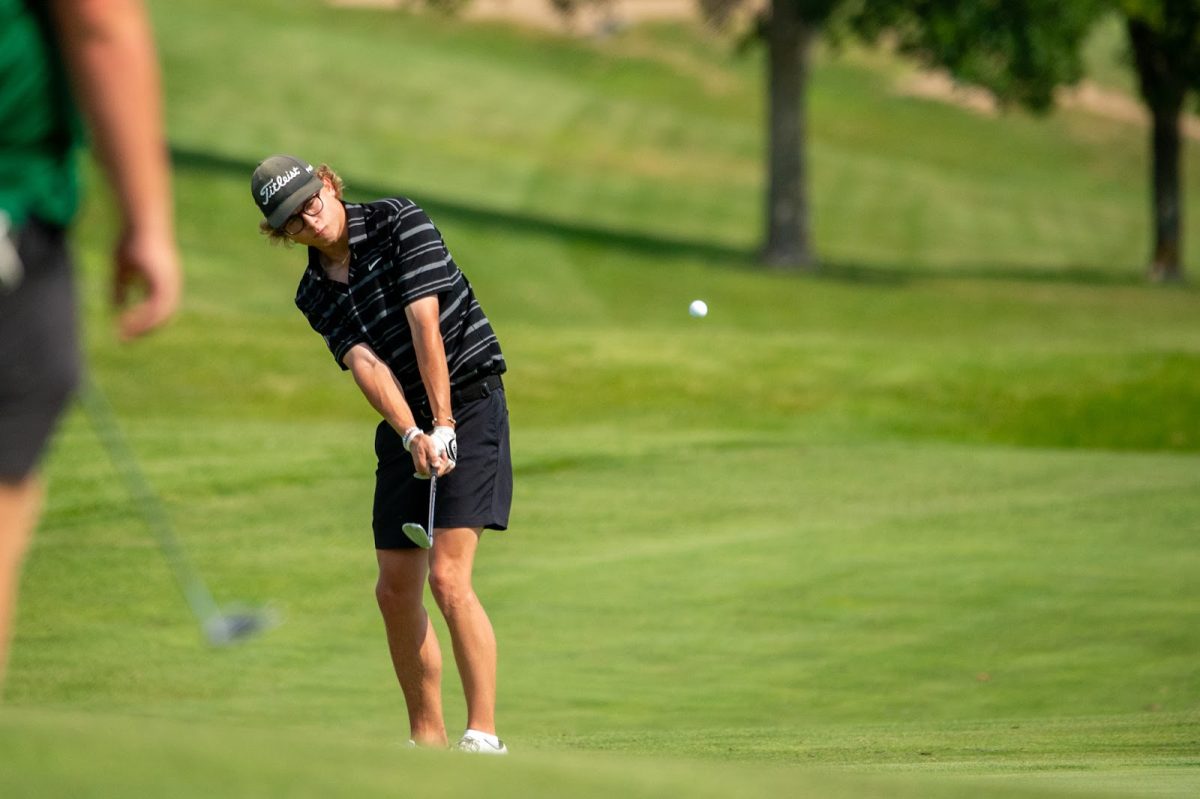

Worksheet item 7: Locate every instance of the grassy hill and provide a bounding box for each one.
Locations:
[3,1,1198,796]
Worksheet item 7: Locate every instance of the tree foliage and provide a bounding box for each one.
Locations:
[845,1,1106,112]
[1120,0,1200,111]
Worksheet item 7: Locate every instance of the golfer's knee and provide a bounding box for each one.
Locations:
[375,574,420,613]
[428,568,471,614]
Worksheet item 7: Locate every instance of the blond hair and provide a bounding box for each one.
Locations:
[258,164,345,244]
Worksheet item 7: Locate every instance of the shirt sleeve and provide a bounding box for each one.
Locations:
[295,283,361,371]
[388,202,456,306]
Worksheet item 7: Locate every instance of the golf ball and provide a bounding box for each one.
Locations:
[689,299,708,318]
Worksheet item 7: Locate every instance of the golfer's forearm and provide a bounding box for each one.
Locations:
[51,0,173,237]
[413,333,452,425]
[346,347,417,434]
[405,300,453,425]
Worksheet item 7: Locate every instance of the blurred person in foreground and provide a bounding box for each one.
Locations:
[0,0,183,685]
[251,155,511,754]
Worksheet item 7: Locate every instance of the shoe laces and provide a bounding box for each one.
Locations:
[455,736,482,752]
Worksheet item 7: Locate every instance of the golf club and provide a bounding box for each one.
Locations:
[80,378,276,646]
[401,470,437,549]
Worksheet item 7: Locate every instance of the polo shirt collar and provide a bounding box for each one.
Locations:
[304,200,365,280]
[344,202,369,246]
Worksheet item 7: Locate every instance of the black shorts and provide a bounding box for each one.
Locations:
[372,379,512,549]
[0,219,81,482]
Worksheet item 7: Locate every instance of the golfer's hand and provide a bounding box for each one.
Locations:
[429,426,457,475]
[410,434,441,479]
[112,228,182,341]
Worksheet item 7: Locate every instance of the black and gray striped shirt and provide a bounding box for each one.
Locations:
[294,198,505,400]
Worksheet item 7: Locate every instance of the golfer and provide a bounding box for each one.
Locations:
[251,156,512,754]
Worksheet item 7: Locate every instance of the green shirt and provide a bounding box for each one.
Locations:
[0,0,82,229]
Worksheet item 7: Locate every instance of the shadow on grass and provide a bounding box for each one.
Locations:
[179,145,1160,289]
[812,259,1151,288]
[174,145,751,266]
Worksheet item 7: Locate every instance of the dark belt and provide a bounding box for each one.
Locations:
[451,373,503,406]
[412,374,502,420]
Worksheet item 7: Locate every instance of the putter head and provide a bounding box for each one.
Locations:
[401,522,432,549]
[204,605,280,647]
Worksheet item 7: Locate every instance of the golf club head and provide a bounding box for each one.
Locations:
[401,522,432,549]
[204,605,280,647]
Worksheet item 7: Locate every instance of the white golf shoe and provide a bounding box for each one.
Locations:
[454,731,508,755]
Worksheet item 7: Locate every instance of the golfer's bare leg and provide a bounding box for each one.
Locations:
[429,527,497,736]
[376,548,446,746]
[0,476,43,688]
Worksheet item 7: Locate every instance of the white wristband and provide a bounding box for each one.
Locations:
[401,426,423,452]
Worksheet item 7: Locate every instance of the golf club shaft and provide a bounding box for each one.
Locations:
[81,379,222,624]
[427,471,437,546]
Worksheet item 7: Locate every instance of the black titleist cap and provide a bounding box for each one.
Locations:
[251,155,324,229]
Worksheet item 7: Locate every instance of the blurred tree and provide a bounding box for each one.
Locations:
[550,1,839,269]
[701,1,1102,270]
[1119,0,1200,282]
[847,2,1103,112]
[701,1,842,270]
[849,0,1200,282]
[432,2,1197,280]
[852,1,1200,281]
[679,2,1115,275]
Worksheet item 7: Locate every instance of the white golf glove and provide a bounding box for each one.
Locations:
[429,425,458,470]
[400,426,423,453]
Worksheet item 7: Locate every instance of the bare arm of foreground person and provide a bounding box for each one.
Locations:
[51,0,182,339]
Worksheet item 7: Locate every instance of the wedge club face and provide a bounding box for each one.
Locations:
[401,522,432,549]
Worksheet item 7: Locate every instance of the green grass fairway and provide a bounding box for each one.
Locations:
[3,1,1198,796]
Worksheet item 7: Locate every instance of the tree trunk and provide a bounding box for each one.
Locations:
[1148,102,1184,281]
[1127,19,1186,282]
[762,0,816,269]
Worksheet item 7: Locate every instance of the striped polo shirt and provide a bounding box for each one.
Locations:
[294,197,505,401]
